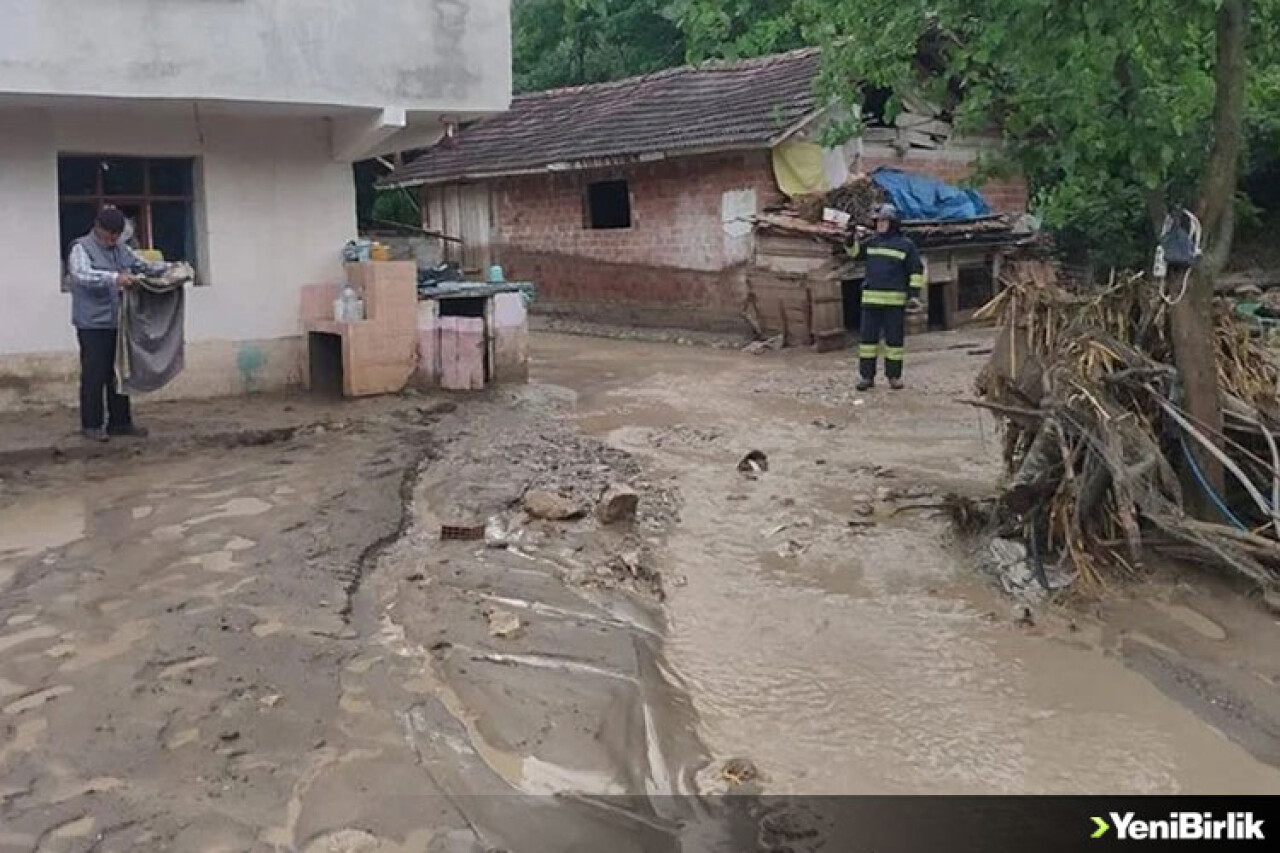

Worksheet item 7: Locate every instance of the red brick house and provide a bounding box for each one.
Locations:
[383,49,1028,333]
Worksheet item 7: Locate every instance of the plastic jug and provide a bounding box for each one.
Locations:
[336,285,365,322]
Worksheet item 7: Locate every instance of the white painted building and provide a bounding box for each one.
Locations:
[0,0,511,410]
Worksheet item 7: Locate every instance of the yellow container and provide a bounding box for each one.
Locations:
[371,243,391,262]
[138,249,165,263]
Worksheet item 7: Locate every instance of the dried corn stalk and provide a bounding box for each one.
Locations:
[971,260,1280,594]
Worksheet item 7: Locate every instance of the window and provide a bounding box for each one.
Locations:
[586,180,632,230]
[58,156,199,271]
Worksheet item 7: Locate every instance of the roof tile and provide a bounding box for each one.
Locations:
[385,49,822,186]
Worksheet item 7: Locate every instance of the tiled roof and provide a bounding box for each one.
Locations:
[383,48,823,187]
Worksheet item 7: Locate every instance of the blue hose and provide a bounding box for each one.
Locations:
[1180,434,1250,531]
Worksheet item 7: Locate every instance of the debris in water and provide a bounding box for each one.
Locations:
[738,450,770,475]
[973,259,1280,593]
[522,490,586,521]
[441,524,486,542]
[776,539,808,559]
[484,517,513,549]
[597,483,640,525]
[987,537,1075,601]
[744,335,784,355]
[763,520,810,538]
[721,758,761,786]
[483,607,523,640]
[757,804,828,853]
[600,548,665,600]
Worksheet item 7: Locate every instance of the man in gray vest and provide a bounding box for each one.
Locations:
[68,207,165,442]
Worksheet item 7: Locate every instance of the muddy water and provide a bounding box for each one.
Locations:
[536,332,1280,795]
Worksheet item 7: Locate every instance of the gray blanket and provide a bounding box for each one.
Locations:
[116,262,194,394]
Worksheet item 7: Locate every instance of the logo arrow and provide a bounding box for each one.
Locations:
[1091,817,1111,839]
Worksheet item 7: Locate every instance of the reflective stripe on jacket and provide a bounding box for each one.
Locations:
[850,232,925,309]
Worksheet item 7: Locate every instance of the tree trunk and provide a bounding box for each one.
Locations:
[1171,0,1249,512]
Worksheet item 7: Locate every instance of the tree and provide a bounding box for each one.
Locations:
[1172,0,1250,495]
[511,0,685,92]
[665,0,808,63]
[802,0,1270,511]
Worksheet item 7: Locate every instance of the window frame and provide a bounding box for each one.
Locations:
[57,154,200,273]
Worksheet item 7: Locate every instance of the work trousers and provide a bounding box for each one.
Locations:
[858,305,906,381]
[77,328,132,432]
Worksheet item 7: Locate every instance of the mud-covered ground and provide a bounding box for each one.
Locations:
[2,331,1280,852]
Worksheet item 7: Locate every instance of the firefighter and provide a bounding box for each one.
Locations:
[849,203,925,391]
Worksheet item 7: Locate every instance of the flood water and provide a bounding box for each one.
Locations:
[536,332,1280,795]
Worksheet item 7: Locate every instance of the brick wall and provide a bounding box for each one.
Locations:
[492,152,782,273]
[473,143,1027,332]
[860,144,1029,215]
[502,247,747,332]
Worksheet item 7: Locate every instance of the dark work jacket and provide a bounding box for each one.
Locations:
[850,232,925,308]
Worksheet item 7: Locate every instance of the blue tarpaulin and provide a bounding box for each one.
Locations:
[871,167,992,222]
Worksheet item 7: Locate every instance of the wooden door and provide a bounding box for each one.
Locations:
[809,278,847,352]
[438,316,486,391]
[457,184,492,273]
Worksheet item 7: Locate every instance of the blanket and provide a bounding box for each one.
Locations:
[116,262,194,394]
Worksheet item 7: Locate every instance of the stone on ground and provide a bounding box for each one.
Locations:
[597,484,640,524]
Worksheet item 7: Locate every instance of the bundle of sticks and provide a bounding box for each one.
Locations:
[791,175,888,226]
[970,260,1280,594]
[824,174,887,226]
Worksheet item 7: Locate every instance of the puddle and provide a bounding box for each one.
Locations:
[0,496,86,562]
[152,497,274,541]
[535,333,1280,795]
[1150,601,1228,641]
[183,550,240,574]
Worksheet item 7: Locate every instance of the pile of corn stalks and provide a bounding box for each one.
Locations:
[971,260,1280,595]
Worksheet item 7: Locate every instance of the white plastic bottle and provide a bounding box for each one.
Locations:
[339,285,363,322]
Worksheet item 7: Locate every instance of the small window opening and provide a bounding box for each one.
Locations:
[587,180,632,230]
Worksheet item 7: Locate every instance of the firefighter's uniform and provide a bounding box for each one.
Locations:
[850,232,925,384]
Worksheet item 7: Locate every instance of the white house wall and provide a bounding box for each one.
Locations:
[0,0,511,116]
[0,105,356,409]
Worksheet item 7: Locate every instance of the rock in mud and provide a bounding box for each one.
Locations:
[738,450,769,474]
[722,758,761,786]
[522,490,586,521]
[597,484,640,525]
[483,607,523,639]
[758,804,827,853]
